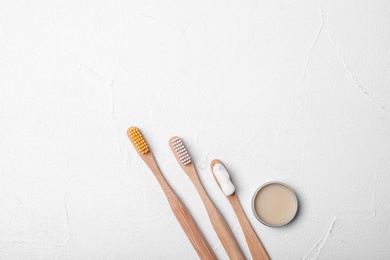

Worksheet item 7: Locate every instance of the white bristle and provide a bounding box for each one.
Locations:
[171,138,192,165]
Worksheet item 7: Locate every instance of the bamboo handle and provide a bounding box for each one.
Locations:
[143,154,217,260]
[166,192,217,260]
[187,168,245,260]
[204,197,246,260]
[229,194,270,260]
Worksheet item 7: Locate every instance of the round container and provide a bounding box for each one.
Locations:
[252,182,298,227]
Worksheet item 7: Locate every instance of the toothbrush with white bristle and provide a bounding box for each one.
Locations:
[211,159,270,260]
[169,137,245,260]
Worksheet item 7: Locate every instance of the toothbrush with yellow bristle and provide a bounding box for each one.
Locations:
[210,159,270,260]
[127,127,217,260]
[169,137,245,260]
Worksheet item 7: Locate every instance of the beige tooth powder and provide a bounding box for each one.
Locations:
[252,182,298,227]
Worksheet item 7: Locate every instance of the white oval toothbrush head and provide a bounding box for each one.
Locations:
[212,163,235,196]
[171,137,192,165]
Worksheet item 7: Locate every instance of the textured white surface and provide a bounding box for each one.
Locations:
[1,0,390,259]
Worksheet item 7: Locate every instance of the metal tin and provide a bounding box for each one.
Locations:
[251,181,298,227]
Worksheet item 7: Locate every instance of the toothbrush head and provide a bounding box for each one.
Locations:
[128,127,149,154]
[170,137,192,165]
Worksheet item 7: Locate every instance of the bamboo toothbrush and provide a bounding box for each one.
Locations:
[169,137,245,260]
[210,159,270,260]
[127,127,217,260]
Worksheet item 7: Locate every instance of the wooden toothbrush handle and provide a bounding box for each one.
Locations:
[186,166,245,260]
[229,194,270,260]
[165,191,217,260]
[203,196,245,260]
[142,154,216,259]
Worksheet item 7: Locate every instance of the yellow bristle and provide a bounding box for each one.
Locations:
[128,127,149,154]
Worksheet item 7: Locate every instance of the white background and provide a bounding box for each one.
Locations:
[1,0,390,259]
